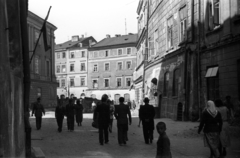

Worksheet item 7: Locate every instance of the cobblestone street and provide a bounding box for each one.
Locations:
[30,110,240,158]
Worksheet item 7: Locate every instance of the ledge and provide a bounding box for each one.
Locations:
[206,25,222,36]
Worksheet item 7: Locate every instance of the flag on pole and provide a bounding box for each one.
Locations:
[41,6,52,51]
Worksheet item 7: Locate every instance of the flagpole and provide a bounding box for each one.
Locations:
[29,6,51,64]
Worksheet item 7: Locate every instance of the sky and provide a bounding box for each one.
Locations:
[29,0,139,44]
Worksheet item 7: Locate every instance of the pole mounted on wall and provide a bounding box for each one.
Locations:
[29,6,52,64]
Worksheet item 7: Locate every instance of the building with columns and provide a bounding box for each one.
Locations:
[87,34,137,104]
[27,11,58,107]
[55,35,97,98]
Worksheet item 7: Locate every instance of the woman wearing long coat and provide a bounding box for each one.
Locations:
[75,99,83,126]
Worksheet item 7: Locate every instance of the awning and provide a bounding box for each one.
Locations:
[205,66,218,77]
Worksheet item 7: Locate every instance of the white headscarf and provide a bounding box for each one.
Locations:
[206,100,218,118]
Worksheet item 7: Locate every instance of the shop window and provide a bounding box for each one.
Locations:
[163,72,169,96]
[205,66,219,100]
[124,93,130,102]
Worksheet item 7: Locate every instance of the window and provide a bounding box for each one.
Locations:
[126,61,131,69]
[126,78,131,87]
[61,79,65,87]
[56,65,60,73]
[93,64,98,72]
[46,60,50,77]
[37,88,41,97]
[35,56,39,74]
[93,80,98,88]
[80,78,85,86]
[124,93,130,102]
[105,50,109,57]
[70,78,75,87]
[81,51,85,57]
[154,29,159,55]
[117,78,122,87]
[104,79,109,87]
[62,52,66,58]
[127,48,131,55]
[179,6,187,42]
[118,49,123,55]
[172,69,180,96]
[57,53,60,59]
[62,65,66,73]
[114,94,120,104]
[81,63,86,71]
[105,63,110,71]
[57,80,60,87]
[205,66,219,100]
[208,0,220,30]
[94,52,98,58]
[163,72,169,96]
[167,17,173,49]
[70,52,75,58]
[70,64,74,72]
[117,62,123,70]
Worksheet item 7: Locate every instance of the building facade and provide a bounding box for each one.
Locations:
[134,0,148,109]
[55,35,97,98]
[27,11,58,107]
[87,34,137,104]
[199,0,240,113]
[136,0,240,121]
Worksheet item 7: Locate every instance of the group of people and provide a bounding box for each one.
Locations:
[198,96,233,158]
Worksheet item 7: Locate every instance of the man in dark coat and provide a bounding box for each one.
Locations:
[55,95,65,132]
[114,97,132,146]
[139,97,155,144]
[95,94,110,145]
[32,98,45,130]
[75,99,84,126]
[65,99,75,132]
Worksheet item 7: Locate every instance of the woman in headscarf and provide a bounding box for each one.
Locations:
[198,100,223,158]
[215,99,230,157]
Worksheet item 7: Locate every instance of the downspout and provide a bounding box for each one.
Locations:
[197,0,201,120]
[142,0,150,103]
[19,0,32,157]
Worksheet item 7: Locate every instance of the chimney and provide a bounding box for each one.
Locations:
[81,35,84,38]
[71,35,79,42]
[128,33,133,35]
[106,34,111,38]
[115,34,121,37]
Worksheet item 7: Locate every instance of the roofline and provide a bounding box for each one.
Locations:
[88,42,137,51]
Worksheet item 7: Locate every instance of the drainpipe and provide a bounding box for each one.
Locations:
[20,0,32,157]
[142,0,150,103]
[197,0,201,120]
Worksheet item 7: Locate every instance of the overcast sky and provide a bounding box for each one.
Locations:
[29,0,139,44]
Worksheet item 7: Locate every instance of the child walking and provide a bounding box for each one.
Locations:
[156,122,172,158]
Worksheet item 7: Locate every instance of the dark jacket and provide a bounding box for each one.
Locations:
[139,104,155,130]
[198,110,223,133]
[156,132,172,158]
[32,102,45,117]
[75,103,83,115]
[66,103,75,117]
[55,106,65,118]
[114,103,132,125]
[95,102,110,125]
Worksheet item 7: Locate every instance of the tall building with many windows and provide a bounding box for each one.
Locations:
[87,34,137,104]
[55,35,97,98]
[28,11,58,107]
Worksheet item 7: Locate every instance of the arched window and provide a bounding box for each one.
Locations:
[163,72,169,96]
[124,93,130,102]
[172,69,180,96]
[114,94,120,104]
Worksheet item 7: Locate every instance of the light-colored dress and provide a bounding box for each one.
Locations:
[217,106,231,147]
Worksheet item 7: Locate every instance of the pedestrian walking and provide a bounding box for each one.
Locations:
[223,96,234,120]
[108,99,115,133]
[66,99,75,132]
[127,101,132,110]
[139,97,155,144]
[75,99,84,126]
[95,94,111,145]
[215,99,231,157]
[198,100,223,158]
[156,122,172,158]
[55,95,65,132]
[132,100,136,110]
[32,97,45,130]
[114,97,132,146]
